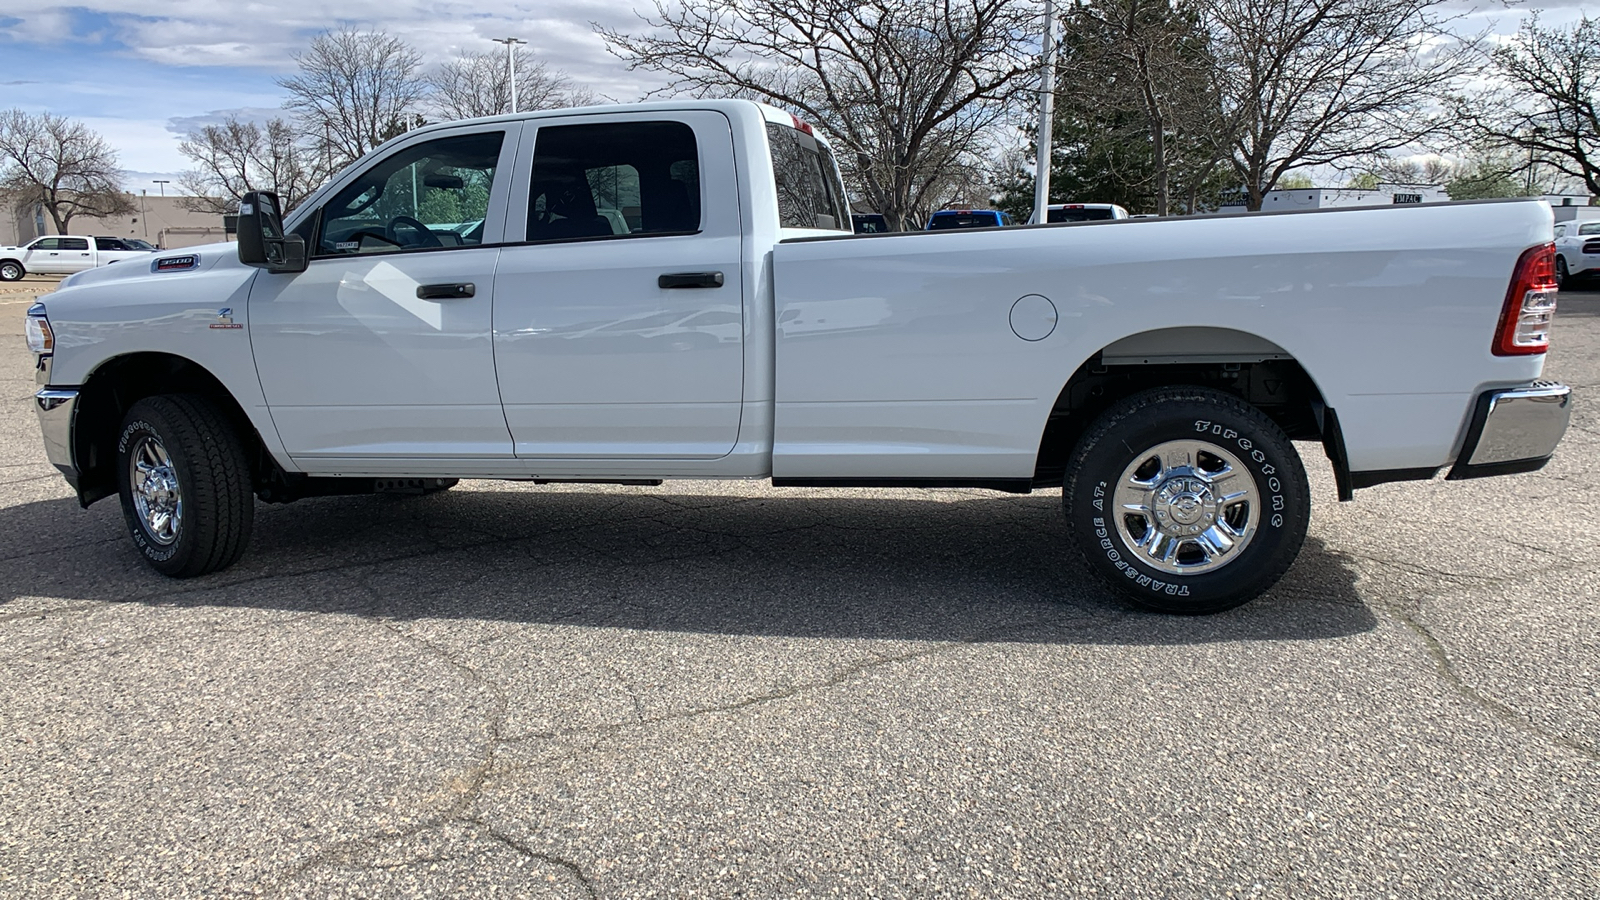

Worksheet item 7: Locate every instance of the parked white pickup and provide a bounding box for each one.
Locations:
[25,100,1574,612]
[0,235,154,280]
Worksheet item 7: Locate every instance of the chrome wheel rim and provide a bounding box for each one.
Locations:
[128,435,182,545]
[1111,439,1259,576]
[0,262,19,280]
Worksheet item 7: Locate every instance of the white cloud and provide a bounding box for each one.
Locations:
[165,107,290,136]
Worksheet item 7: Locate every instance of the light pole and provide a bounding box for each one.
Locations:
[492,37,527,114]
[1032,0,1057,226]
[139,190,148,238]
[152,179,170,197]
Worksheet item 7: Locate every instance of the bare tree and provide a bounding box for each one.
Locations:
[279,28,430,172]
[430,47,594,120]
[1459,14,1599,198]
[599,0,1037,231]
[1206,0,1477,209]
[176,115,319,214]
[0,109,135,233]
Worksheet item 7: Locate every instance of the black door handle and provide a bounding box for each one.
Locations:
[417,282,475,300]
[658,272,724,289]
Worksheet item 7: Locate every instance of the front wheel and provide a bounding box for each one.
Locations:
[117,395,254,577]
[0,260,23,282]
[1064,387,1311,613]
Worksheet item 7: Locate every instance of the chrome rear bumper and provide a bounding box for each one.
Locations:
[1447,381,1572,480]
[35,388,80,485]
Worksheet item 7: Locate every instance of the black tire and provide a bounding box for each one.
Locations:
[1556,256,1569,289]
[1064,387,1311,614]
[0,259,23,282]
[116,395,254,577]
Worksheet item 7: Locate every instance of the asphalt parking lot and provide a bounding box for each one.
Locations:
[0,275,1596,898]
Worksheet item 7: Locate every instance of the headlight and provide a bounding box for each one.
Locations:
[24,306,53,355]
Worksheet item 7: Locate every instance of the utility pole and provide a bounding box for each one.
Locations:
[1032,0,1056,226]
[152,179,170,197]
[139,190,148,238]
[493,37,527,114]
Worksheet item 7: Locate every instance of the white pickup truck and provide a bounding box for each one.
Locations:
[1,235,154,280]
[25,100,1573,612]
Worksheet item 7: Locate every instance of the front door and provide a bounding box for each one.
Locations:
[492,112,745,459]
[23,237,90,274]
[250,126,519,464]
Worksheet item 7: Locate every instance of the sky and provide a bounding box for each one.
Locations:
[0,1,1592,192]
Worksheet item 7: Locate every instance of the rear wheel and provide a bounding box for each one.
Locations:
[1556,256,1569,288]
[1064,387,1311,613]
[0,260,23,282]
[116,395,254,577]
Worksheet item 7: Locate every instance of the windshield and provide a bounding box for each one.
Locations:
[767,122,850,230]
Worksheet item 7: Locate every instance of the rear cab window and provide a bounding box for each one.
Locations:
[766,119,850,232]
[1047,208,1115,223]
[928,212,1004,230]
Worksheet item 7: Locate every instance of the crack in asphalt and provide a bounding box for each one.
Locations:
[1390,605,1599,763]
[471,820,600,900]
[268,571,601,897]
[504,636,986,746]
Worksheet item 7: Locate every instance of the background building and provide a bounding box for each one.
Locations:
[3,195,232,248]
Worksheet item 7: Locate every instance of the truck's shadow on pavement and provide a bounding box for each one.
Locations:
[2,488,1375,644]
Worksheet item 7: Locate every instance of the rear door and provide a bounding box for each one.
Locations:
[491,111,745,459]
[55,237,94,272]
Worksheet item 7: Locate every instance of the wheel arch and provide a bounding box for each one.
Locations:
[1034,326,1349,497]
[71,352,272,507]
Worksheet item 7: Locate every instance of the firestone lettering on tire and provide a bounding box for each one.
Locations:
[1195,418,1285,530]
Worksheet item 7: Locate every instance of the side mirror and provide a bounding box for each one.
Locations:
[237,191,308,274]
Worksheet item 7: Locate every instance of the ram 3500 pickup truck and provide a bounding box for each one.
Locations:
[26,100,1573,612]
[1,235,154,280]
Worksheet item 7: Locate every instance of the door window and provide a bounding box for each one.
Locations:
[526,122,700,241]
[30,238,60,251]
[316,131,505,257]
[59,238,89,250]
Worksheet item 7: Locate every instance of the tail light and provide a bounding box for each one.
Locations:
[1583,239,1600,254]
[1493,243,1557,356]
